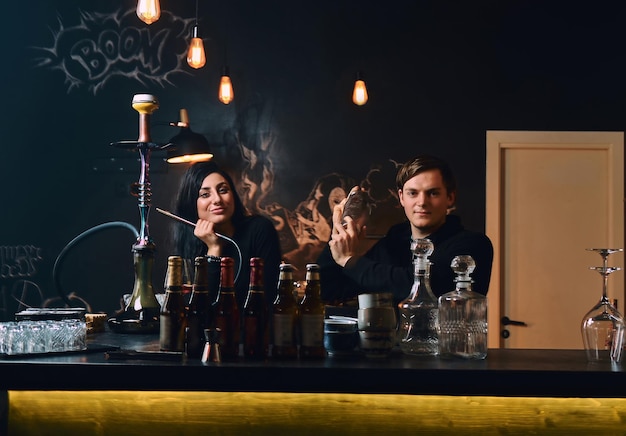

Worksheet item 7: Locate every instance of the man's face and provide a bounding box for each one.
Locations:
[398,168,455,238]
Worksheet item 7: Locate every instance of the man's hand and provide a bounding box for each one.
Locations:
[329,186,367,267]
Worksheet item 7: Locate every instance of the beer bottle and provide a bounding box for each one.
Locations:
[181,258,194,312]
[243,257,269,359]
[272,263,298,359]
[299,263,326,358]
[160,256,186,352]
[185,256,217,359]
[206,255,222,306]
[212,257,240,359]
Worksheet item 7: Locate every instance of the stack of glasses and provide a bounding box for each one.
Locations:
[0,319,87,355]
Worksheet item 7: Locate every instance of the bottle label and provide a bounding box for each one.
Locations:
[159,316,185,352]
[300,314,324,347]
[273,313,295,346]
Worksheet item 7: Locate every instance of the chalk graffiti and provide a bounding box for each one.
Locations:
[0,245,42,279]
[31,8,195,94]
[0,280,44,321]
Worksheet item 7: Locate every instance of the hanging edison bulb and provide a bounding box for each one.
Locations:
[187,25,206,69]
[218,67,234,105]
[352,71,368,106]
[136,0,161,25]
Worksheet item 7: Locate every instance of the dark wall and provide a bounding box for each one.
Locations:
[1,0,626,318]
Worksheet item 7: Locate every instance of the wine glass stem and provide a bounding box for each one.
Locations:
[602,253,609,299]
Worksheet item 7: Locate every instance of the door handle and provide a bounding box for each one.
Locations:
[501,316,527,327]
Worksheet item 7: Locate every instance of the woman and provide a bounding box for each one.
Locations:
[171,161,282,309]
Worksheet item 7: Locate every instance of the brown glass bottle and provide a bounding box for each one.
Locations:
[212,257,241,360]
[243,257,269,359]
[160,256,186,352]
[299,263,326,358]
[185,256,215,359]
[272,263,298,359]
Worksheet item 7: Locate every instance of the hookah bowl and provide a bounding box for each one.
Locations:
[107,94,166,334]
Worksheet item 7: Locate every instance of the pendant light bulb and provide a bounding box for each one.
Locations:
[187,25,206,69]
[352,80,368,106]
[218,67,234,105]
[352,72,368,106]
[136,0,161,25]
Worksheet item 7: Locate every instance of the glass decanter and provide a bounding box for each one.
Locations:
[438,255,487,360]
[581,248,625,363]
[397,238,439,356]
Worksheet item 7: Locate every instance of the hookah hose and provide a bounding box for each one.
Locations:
[53,216,244,307]
[214,233,243,283]
[53,222,140,307]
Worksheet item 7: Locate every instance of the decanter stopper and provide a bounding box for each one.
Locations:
[451,255,476,282]
[411,238,434,269]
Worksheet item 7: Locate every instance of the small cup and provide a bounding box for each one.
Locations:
[359,329,396,358]
[6,323,25,355]
[358,292,394,309]
[23,321,46,354]
[324,319,359,357]
[357,307,397,331]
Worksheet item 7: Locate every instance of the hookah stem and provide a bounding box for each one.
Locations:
[137,145,151,243]
[133,95,158,246]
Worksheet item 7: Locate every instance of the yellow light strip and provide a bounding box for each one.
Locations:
[8,390,626,434]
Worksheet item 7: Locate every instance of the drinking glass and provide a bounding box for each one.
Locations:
[45,320,67,353]
[6,322,25,355]
[23,321,46,354]
[581,248,625,363]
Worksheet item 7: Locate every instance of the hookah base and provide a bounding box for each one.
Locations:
[107,312,160,334]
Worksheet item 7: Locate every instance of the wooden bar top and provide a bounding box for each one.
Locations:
[0,331,623,397]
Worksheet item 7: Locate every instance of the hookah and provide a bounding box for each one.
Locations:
[106,94,169,334]
[52,94,242,333]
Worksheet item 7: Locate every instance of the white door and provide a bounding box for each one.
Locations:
[486,131,624,349]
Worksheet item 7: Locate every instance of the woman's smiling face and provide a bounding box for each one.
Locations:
[196,172,236,226]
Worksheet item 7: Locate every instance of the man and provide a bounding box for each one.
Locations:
[317,154,494,304]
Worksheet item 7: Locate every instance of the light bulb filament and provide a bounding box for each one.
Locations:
[187,33,206,69]
[219,75,234,104]
[353,79,368,106]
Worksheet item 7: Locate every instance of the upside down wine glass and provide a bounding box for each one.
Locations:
[581,248,625,363]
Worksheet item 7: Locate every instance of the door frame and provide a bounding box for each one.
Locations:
[486,131,624,348]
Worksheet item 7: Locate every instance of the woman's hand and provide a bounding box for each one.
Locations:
[328,186,367,267]
[194,219,222,257]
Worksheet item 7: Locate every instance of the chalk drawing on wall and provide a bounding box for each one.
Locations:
[242,160,405,277]
[0,245,44,320]
[0,245,42,279]
[210,96,407,278]
[31,8,194,94]
[0,245,97,318]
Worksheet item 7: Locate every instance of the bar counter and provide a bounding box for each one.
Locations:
[4,331,626,435]
[0,330,624,397]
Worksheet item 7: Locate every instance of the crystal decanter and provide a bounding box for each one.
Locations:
[397,238,439,356]
[438,255,487,359]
